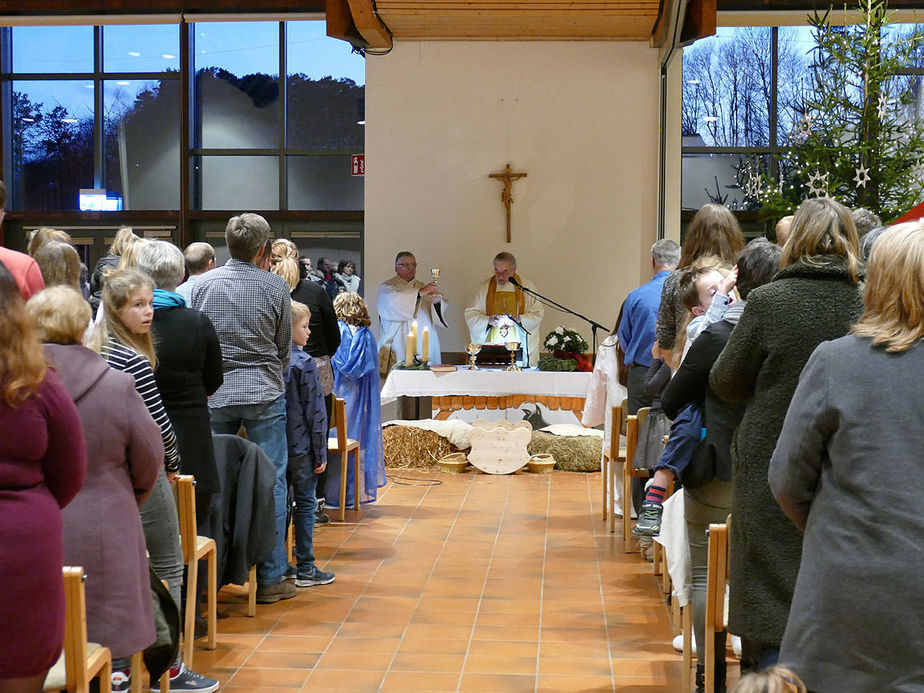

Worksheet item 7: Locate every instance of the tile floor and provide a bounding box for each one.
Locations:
[196,470,725,692]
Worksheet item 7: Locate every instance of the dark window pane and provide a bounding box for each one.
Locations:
[287,155,363,210]
[104,24,180,73]
[682,152,767,211]
[11,81,94,210]
[12,26,93,74]
[682,28,772,147]
[194,22,280,149]
[197,155,278,210]
[105,80,180,210]
[286,20,365,150]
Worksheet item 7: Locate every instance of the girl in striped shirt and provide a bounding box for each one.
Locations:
[88,268,217,692]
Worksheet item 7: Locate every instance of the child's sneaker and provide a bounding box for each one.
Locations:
[295,564,335,588]
[111,669,131,692]
[633,500,663,536]
[151,663,219,692]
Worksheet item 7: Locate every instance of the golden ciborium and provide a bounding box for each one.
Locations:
[465,343,482,370]
[505,341,521,371]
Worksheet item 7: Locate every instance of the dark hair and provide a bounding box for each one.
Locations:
[0,179,6,210]
[679,203,744,268]
[736,238,782,300]
[394,251,414,264]
[677,265,719,311]
[338,259,355,274]
[851,208,882,238]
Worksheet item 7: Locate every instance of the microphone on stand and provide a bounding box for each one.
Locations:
[507,276,521,288]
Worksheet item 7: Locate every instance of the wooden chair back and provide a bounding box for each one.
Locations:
[602,402,623,524]
[172,475,197,563]
[703,517,731,693]
[328,396,362,522]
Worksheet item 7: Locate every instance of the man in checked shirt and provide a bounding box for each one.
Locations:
[192,212,297,603]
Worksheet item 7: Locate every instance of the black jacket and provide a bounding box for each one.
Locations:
[662,320,744,488]
[151,306,224,493]
[290,279,341,359]
[211,434,277,587]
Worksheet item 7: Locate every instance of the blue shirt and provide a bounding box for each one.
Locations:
[617,270,670,368]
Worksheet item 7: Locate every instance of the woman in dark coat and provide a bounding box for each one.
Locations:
[27,286,163,665]
[769,222,924,692]
[137,241,223,533]
[0,264,86,691]
[709,197,863,671]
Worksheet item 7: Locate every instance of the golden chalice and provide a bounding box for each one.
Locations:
[505,341,521,371]
[465,343,482,370]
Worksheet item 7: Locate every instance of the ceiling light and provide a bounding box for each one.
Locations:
[21,117,34,122]
[84,84,94,89]
[162,53,175,59]
[356,120,365,125]
[703,116,718,122]
[62,118,78,124]
[116,81,131,86]
[128,51,141,57]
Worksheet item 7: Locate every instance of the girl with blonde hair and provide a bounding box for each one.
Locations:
[768,221,924,692]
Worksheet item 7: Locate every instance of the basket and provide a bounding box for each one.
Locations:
[438,452,470,474]
[527,454,556,474]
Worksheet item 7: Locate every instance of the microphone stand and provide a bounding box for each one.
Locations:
[508,279,609,355]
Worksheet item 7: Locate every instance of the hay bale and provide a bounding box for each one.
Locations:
[383,425,457,470]
[528,430,602,472]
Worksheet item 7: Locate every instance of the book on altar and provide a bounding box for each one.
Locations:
[430,364,457,373]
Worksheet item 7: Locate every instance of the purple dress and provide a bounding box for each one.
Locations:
[0,371,86,677]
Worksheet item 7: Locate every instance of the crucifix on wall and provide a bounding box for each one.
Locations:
[489,163,527,243]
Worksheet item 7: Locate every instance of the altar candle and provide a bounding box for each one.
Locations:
[421,328,430,362]
[405,332,415,366]
[411,320,418,343]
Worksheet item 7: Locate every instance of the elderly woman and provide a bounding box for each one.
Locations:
[769,222,924,692]
[137,240,224,534]
[710,197,863,671]
[27,286,162,686]
[330,292,386,508]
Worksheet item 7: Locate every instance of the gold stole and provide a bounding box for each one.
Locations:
[485,275,526,317]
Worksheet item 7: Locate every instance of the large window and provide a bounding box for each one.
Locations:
[2,19,364,213]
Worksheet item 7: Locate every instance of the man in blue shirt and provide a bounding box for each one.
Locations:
[617,239,680,414]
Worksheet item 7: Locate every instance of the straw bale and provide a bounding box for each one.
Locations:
[383,425,457,469]
[528,431,602,472]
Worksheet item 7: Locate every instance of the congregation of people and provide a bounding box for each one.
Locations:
[2,169,923,693]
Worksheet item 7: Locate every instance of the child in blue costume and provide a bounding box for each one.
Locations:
[328,292,387,508]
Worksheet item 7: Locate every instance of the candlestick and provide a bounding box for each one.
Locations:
[405,332,415,367]
[421,327,430,363]
[411,320,418,343]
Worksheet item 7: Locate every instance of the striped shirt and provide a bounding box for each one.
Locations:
[191,259,292,408]
[101,338,181,474]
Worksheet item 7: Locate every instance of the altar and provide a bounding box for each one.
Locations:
[380,368,592,420]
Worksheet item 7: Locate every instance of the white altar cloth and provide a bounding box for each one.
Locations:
[380,368,593,404]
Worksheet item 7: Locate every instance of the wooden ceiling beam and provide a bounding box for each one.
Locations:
[0,0,325,14]
[345,0,392,48]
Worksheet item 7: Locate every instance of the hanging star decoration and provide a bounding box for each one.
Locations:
[878,94,889,120]
[792,114,815,144]
[807,169,829,198]
[854,165,871,188]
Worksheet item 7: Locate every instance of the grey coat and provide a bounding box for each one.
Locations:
[769,335,924,692]
[708,256,863,647]
[47,344,164,659]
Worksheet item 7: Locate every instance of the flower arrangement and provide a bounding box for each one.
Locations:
[539,326,592,371]
[543,326,588,355]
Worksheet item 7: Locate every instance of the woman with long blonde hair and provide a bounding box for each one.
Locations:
[768,221,924,692]
[0,264,86,693]
[710,196,863,672]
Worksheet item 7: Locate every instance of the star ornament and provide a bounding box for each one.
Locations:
[807,169,829,198]
[854,165,871,188]
[878,94,888,120]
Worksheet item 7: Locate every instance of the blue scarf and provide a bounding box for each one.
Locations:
[153,288,186,310]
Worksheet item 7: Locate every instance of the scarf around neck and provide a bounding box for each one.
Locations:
[485,274,526,316]
[153,288,186,310]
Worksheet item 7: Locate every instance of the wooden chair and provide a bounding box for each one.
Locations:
[681,603,693,693]
[601,402,626,523]
[43,567,112,693]
[172,475,217,667]
[327,396,362,522]
[608,400,628,534]
[622,407,657,549]
[703,516,731,693]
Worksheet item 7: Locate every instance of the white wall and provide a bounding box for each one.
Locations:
[366,40,660,356]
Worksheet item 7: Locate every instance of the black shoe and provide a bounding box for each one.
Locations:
[315,510,331,524]
[694,662,727,693]
[632,500,663,537]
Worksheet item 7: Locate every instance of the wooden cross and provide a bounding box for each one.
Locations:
[489,163,527,243]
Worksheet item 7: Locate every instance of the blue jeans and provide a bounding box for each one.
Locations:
[210,396,288,586]
[287,455,318,574]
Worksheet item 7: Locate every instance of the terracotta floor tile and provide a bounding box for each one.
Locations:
[472,624,540,641]
[463,654,537,675]
[389,652,466,672]
[411,608,477,625]
[467,640,538,658]
[379,671,461,691]
[243,650,321,669]
[457,673,536,692]
[303,668,386,689]
[537,673,620,691]
[404,622,474,640]
[399,638,471,656]
[257,635,333,653]
[225,667,311,688]
[538,655,613,677]
[323,636,401,655]
[314,651,394,670]
[476,610,541,627]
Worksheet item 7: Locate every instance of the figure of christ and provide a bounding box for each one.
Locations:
[376,251,448,365]
[464,251,544,367]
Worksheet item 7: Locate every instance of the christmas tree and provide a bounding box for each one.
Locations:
[753,0,924,222]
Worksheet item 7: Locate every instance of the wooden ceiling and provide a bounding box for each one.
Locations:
[370,0,663,41]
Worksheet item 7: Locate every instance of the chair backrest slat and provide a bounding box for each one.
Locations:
[173,475,197,560]
[62,566,90,690]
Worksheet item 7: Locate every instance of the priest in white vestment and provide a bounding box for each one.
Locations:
[377,251,447,365]
[464,251,544,367]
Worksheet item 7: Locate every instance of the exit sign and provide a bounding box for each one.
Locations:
[351,154,364,176]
